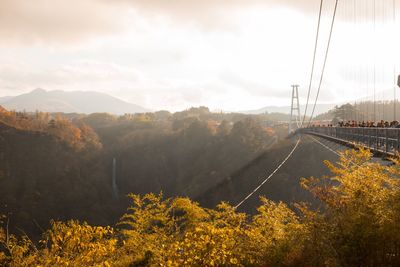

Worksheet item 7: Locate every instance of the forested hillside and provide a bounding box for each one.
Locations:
[0,106,297,240]
[2,106,400,266]
[0,110,116,238]
[2,148,400,266]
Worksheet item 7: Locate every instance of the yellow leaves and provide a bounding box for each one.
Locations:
[302,147,398,212]
[245,199,306,266]
[4,151,400,266]
[117,194,248,266]
[25,220,118,266]
[170,197,209,226]
[298,148,400,265]
[230,257,239,264]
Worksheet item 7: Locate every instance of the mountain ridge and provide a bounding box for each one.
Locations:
[1,89,150,115]
[241,103,338,115]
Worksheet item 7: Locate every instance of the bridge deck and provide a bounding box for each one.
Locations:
[301,127,400,157]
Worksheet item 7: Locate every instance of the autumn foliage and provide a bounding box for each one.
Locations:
[1,148,400,266]
[0,109,102,151]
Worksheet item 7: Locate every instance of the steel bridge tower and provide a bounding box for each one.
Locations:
[289,85,301,134]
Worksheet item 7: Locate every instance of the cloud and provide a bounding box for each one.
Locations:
[0,0,126,45]
[111,0,266,28]
[219,71,286,98]
[0,0,387,45]
[109,0,324,31]
[0,0,321,44]
[1,0,383,111]
[0,61,142,92]
[112,0,318,15]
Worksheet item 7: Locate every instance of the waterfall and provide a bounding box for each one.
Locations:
[112,157,119,199]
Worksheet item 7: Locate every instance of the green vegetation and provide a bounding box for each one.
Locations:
[1,148,400,266]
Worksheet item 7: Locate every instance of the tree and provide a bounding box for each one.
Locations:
[301,147,400,265]
[2,146,400,266]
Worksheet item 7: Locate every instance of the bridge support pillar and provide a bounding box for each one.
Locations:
[289,85,301,134]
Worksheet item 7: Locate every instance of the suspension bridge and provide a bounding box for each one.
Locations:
[294,0,400,157]
[234,0,400,209]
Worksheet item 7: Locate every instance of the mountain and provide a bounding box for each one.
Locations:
[1,88,149,114]
[0,96,14,104]
[241,103,338,116]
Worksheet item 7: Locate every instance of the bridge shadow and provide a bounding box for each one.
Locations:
[195,136,342,214]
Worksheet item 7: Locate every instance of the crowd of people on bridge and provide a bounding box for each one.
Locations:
[316,120,400,128]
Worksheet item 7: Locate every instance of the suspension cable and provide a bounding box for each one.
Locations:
[307,135,364,167]
[307,134,341,156]
[394,0,397,121]
[234,138,301,209]
[354,0,357,121]
[373,0,377,122]
[308,0,340,126]
[301,0,324,128]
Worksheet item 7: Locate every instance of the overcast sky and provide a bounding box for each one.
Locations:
[0,0,399,111]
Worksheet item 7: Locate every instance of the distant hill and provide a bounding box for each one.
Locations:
[0,96,13,104]
[241,103,338,115]
[1,88,149,114]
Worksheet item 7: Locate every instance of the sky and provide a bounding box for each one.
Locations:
[0,0,399,112]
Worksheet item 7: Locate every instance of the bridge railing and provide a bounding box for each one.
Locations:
[302,127,400,155]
